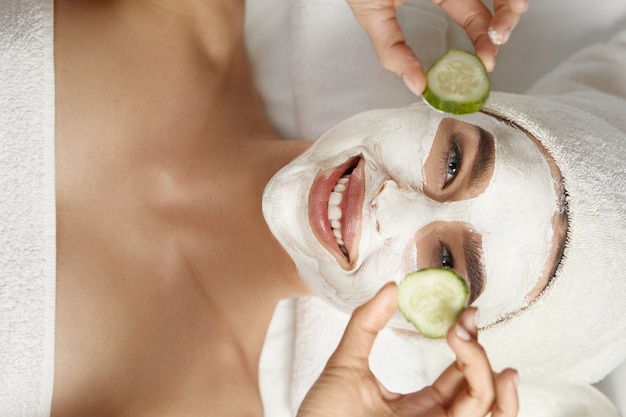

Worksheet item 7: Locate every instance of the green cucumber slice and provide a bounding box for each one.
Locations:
[397,268,469,338]
[422,49,491,115]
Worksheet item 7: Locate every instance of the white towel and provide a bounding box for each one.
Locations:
[289,0,626,413]
[0,1,56,415]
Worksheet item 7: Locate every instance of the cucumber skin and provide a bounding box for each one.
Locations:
[422,88,488,115]
[422,49,491,115]
[397,268,469,339]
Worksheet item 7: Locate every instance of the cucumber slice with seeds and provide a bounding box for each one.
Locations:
[397,268,469,339]
[422,49,491,115]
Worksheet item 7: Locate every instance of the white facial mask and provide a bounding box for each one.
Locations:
[263,104,558,328]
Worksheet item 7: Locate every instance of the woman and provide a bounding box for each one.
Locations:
[1,0,623,416]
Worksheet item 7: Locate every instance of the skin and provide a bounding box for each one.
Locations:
[52,0,522,415]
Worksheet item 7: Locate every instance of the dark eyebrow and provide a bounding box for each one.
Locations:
[463,229,485,304]
[470,127,495,190]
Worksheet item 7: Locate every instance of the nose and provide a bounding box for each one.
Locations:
[371,179,442,239]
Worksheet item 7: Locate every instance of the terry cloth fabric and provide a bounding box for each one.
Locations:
[0,0,56,416]
[289,0,626,412]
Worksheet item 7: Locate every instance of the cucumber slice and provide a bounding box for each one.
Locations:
[422,49,490,115]
[397,268,469,338]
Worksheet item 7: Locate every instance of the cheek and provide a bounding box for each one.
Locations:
[373,119,441,187]
[317,237,411,308]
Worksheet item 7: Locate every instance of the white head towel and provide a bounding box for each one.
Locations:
[0,0,56,415]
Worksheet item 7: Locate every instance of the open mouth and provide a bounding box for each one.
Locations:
[309,156,365,269]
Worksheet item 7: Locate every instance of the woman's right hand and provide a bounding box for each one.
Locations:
[297,283,519,417]
[346,0,528,96]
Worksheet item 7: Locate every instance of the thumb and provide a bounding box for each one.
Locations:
[329,282,398,368]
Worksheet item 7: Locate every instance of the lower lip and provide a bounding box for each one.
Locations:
[308,157,364,269]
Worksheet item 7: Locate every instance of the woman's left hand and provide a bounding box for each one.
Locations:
[346,0,528,95]
[296,282,519,417]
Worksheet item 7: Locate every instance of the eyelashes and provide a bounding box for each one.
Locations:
[441,244,454,269]
[442,134,463,187]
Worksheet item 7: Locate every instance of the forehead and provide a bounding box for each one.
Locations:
[310,105,445,150]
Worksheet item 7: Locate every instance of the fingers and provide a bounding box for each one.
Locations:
[346,0,426,94]
[328,282,398,369]
[491,368,519,417]
[488,0,528,46]
[445,307,496,416]
[433,0,497,71]
[441,308,519,417]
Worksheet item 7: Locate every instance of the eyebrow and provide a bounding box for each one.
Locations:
[463,229,485,304]
[469,127,495,191]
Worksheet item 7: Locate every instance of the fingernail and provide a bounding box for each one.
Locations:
[461,308,479,331]
[455,323,471,341]
[488,27,501,45]
[402,74,421,96]
[488,27,511,45]
[514,370,520,387]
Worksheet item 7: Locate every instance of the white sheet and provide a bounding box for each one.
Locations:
[0,1,56,415]
[246,1,626,416]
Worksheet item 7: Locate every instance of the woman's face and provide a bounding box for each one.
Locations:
[263,103,561,328]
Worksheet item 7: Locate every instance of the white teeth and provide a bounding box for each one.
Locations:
[333,182,347,192]
[329,191,343,206]
[328,206,342,221]
[328,174,350,254]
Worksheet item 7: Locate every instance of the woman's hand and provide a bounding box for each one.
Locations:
[346,0,528,95]
[297,283,519,417]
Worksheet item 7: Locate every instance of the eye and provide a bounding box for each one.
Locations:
[445,138,462,184]
[441,245,454,269]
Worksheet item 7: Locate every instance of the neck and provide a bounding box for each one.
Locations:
[182,136,314,320]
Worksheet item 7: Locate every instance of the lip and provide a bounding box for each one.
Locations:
[309,156,365,269]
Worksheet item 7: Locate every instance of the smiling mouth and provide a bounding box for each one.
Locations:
[309,156,365,269]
